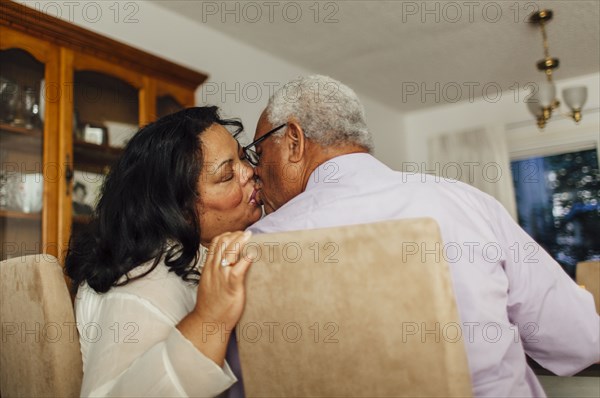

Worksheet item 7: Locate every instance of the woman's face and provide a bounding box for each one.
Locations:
[198,124,262,245]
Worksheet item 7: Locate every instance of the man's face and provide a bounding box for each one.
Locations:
[253,111,299,214]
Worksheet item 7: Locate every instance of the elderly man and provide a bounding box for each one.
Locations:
[244,75,599,397]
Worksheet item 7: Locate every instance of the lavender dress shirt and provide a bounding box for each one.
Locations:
[249,153,600,397]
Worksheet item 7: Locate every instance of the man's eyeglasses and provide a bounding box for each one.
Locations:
[242,123,286,166]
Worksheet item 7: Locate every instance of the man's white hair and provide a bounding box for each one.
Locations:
[265,75,374,151]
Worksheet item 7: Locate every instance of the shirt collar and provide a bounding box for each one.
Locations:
[305,152,375,192]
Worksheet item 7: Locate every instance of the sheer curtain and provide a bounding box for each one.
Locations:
[428,125,517,219]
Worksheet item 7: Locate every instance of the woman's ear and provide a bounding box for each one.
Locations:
[285,121,305,163]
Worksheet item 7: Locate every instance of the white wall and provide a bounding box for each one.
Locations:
[17,0,405,168]
[361,96,405,167]
[403,73,600,168]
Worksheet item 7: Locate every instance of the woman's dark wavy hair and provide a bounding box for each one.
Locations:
[65,106,243,294]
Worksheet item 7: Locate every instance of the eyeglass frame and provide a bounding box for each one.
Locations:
[242,123,287,166]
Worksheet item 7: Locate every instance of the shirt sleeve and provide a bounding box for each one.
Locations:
[78,293,236,397]
[490,198,600,375]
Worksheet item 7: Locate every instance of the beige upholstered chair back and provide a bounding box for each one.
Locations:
[239,218,472,397]
[577,261,600,313]
[0,254,83,397]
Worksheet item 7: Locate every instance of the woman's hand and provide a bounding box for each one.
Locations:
[177,230,254,366]
[196,230,254,332]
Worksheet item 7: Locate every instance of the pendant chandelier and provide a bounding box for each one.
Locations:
[526,9,587,129]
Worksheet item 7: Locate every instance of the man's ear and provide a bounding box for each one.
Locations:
[285,121,305,163]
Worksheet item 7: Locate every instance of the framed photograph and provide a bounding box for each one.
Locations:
[81,124,108,146]
[72,170,104,216]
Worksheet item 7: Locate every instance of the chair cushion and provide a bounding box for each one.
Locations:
[577,261,600,314]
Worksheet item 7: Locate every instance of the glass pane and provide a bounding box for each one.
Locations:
[156,94,183,119]
[0,49,45,260]
[72,71,138,228]
[511,149,600,277]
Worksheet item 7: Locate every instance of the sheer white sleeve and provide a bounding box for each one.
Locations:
[76,285,236,397]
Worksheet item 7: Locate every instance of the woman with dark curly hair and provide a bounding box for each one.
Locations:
[65,107,263,397]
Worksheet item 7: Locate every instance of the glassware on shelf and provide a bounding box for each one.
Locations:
[10,85,25,127]
[0,77,19,124]
[23,86,40,129]
[38,79,45,123]
[1,84,41,130]
[0,171,7,209]
[0,150,6,209]
[2,171,43,213]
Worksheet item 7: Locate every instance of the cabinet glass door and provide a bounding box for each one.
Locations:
[71,71,139,233]
[155,80,194,120]
[0,49,45,260]
[156,94,184,119]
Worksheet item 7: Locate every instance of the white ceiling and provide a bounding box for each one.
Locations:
[155,0,600,112]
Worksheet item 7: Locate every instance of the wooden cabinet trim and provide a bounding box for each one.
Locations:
[0,26,57,63]
[41,42,61,258]
[72,52,144,90]
[57,47,74,263]
[141,76,157,127]
[157,80,196,108]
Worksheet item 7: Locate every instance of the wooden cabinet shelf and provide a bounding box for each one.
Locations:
[0,209,42,221]
[73,140,123,170]
[0,123,43,153]
[0,123,43,136]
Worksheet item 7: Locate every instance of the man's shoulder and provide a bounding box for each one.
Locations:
[249,158,500,234]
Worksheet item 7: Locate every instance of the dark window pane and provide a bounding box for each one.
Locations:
[511,149,600,278]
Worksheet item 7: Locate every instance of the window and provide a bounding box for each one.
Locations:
[511,149,600,277]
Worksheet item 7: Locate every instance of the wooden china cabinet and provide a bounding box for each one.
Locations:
[0,1,207,263]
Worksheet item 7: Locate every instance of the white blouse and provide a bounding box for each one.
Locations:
[75,255,237,397]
